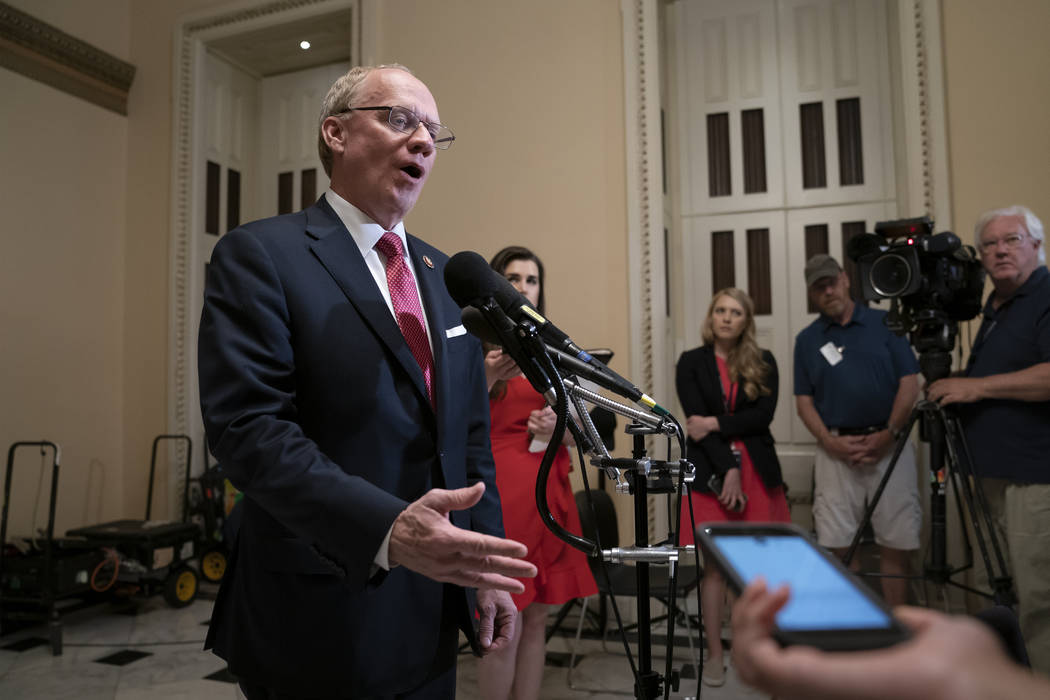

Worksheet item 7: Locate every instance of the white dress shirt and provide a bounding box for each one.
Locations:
[324,188,437,571]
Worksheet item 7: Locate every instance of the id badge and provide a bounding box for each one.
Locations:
[820,341,843,366]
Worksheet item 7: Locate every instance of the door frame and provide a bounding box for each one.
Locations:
[168,0,370,514]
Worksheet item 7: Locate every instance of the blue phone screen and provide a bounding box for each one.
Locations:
[710,534,892,630]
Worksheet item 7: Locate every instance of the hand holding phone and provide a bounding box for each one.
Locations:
[706,473,747,513]
[696,523,910,651]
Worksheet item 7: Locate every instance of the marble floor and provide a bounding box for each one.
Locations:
[0,585,768,699]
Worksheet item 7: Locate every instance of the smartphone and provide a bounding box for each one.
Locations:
[695,522,910,651]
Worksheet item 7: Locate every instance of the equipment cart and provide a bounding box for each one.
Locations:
[185,456,234,584]
[66,435,200,609]
[1,441,108,655]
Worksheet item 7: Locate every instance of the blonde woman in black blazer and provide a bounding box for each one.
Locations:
[675,287,790,687]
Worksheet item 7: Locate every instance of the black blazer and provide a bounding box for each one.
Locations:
[675,346,783,494]
[197,197,502,697]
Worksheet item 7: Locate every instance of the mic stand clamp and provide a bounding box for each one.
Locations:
[602,544,696,565]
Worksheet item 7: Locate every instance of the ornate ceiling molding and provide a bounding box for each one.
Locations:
[0,1,135,115]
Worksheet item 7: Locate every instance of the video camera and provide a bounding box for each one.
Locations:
[846,217,984,377]
[847,216,984,330]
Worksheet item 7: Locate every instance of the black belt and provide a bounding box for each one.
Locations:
[834,425,886,436]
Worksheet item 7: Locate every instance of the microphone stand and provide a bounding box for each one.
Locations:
[513,318,695,699]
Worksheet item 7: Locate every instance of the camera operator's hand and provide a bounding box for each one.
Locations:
[926,377,983,406]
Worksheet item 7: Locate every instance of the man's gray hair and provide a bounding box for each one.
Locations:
[974,205,1046,265]
[317,63,415,177]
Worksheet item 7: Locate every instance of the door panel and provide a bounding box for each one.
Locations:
[257,62,349,218]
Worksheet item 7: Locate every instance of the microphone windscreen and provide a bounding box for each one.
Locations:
[444,251,502,308]
[444,250,536,316]
[461,306,501,345]
[491,276,532,314]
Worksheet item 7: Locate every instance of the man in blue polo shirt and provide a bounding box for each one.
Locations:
[794,254,921,606]
[928,205,1050,674]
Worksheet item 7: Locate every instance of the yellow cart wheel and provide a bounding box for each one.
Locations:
[163,566,198,608]
[200,547,227,583]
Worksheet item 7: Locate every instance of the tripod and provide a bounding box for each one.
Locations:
[843,342,1015,607]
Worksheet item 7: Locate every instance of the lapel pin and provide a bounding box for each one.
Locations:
[422,255,434,269]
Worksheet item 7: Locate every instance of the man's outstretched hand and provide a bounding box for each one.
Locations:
[388,482,537,593]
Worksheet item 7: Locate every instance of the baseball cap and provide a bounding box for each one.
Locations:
[804,254,842,287]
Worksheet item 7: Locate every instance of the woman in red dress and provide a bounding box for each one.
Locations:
[476,246,598,700]
[675,287,790,687]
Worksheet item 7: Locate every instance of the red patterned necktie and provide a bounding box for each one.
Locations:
[375,232,434,405]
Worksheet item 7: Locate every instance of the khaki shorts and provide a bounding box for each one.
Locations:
[974,479,1050,675]
[812,440,921,550]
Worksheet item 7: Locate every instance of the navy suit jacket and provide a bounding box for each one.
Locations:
[198,197,503,696]
[675,346,783,493]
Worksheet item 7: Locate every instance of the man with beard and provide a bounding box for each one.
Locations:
[793,254,921,606]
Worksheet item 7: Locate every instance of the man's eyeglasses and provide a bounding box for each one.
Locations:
[339,105,455,150]
[978,232,1030,255]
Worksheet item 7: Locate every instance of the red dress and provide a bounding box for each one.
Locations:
[679,356,791,546]
[490,376,598,610]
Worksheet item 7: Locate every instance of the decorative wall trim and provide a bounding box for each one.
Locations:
[913,1,932,215]
[896,0,952,229]
[622,0,666,529]
[169,0,363,515]
[623,0,667,412]
[623,0,655,404]
[0,1,135,114]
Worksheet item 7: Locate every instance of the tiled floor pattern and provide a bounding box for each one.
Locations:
[0,585,768,699]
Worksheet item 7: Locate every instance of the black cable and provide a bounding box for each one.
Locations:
[530,337,599,557]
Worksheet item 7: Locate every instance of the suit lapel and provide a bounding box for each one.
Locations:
[305,200,432,411]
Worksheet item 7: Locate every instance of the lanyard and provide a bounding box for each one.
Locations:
[719,370,738,414]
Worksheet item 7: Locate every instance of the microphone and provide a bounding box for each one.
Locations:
[445,252,669,415]
[445,252,590,358]
[444,251,513,307]
[464,307,651,405]
[470,301,556,401]
[460,304,505,345]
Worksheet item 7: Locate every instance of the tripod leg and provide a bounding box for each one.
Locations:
[941,410,1016,606]
[926,408,950,584]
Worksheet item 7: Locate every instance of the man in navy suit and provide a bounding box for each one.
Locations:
[198,64,536,699]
